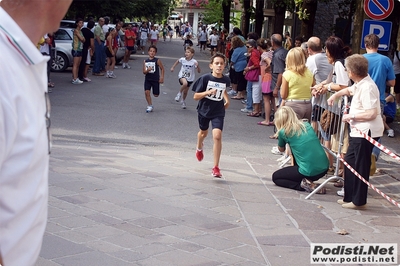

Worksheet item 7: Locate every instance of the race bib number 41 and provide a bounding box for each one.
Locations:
[205,81,226,101]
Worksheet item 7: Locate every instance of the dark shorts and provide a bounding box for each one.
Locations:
[198,114,224,131]
[385,115,394,124]
[178,78,193,87]
[394,73,400,94]
[262,92,273,97]
[144,79,160,95]
[105,49,114,58]
[200,41,207,45]
[71,50,82,57]
[210,45,217,50]
[311,105,324,122]
[126,46,135,51]
[235,70,247,92]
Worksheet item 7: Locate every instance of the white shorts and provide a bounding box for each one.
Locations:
[252,77,262,104]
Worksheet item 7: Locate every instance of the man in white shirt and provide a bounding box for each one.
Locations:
[0,0,72,265]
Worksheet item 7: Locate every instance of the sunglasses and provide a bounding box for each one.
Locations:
[246,45,252,48]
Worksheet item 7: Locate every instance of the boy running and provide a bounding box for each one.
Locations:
[171,47,201,109]
[192,53,230,177]
[143,45,164,112]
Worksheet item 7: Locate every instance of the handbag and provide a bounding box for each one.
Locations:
[244,57,260,81]
[245,68,259,81]
[320,109,341,135]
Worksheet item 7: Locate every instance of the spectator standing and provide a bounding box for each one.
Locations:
[363,34,395,164]
[257,38,275,126]
[284,31,292,50]
[102,16,110,35]
[393,47,400,108]
[143,45,165,112]
[306,36,333,169]
[198,26,207,51]
[230,36,248,101]
[0,0,72,265]
[270,34,288,107]
[71,18,85,84]
[193,54,230,178]
[328,54,383,209]
[39,33,54,90]
[243,39,261,116]
[281,47,314,122]
[123,23,136,69]
[79,20,95,82]
[93,17,106,76]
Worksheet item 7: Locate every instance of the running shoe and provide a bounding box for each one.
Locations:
[146,105,153,113]
[72,78,83,85]
[181,101,186,109]
[212,166,222,178]
[108,73,116,79]
[196,149,203,161]
[240,108,252,113]
[387,129,394,138]
[126,63,131,69]
[271,146,283,155]
[175,92,182,102]
[83,77,91,82]
[337,187,344,197]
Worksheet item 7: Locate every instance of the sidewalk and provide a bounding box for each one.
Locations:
[37,138,400,266]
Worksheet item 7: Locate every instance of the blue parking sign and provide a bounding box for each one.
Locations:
[361,20,392,51]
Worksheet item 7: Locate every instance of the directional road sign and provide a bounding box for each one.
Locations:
[361,20,392,51]
[364,0,394,20]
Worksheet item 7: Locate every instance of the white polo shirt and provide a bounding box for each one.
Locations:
[0,7,50,266]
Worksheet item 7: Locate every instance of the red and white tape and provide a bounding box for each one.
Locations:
[339,125,400,208]
[350,125,400,162]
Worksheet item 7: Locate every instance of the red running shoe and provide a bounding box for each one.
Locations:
[196,149,203,161]
[212,166,222,178]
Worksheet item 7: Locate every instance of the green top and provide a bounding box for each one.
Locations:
[94,25,105,41]
[278,122,328,176]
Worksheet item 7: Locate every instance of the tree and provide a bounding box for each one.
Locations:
[254,0,264,37]
[222,0,231,31]
[66,0,173,23]
[242,0,251,37]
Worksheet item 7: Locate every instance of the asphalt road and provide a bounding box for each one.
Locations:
[49,38,278,159]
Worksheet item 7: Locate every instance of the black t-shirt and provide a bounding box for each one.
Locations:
[81,28,94,50]
[192,73,230,118]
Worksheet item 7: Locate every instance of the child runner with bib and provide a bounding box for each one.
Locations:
[171,47,201,109]
[192,53,230,177]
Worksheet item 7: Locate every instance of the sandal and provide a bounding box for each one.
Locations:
[269,135,277,139]
[257,121,271,126]
[48,82,55,88]
[334,180,344,188]
[247,112,261,117]
[231,96,244,100]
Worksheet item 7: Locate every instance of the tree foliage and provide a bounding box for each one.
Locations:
[66,0,173,23]
[201,0,240,29]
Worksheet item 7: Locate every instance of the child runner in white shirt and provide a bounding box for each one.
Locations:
[208,29,219,56]
[192,53,230,178]
[171,47,201,109]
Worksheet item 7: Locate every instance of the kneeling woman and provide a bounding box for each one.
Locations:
[272,106,329,192]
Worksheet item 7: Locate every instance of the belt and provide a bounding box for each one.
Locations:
[285,99,311,103]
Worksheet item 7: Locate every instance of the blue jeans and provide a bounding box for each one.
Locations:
[246,81,253,110]
[93,41,105,73]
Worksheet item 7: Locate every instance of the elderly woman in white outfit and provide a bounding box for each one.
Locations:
[327,54,383,210]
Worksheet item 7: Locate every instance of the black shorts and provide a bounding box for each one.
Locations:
[394,73,400,94]
[210,45,217,50]
[385,115,394,124]
[178,78,193,87]
[105,49,114,58]
[144,79,160,95]
[126,46,135,51]
[200,41,207,46]
[198,114,224,131]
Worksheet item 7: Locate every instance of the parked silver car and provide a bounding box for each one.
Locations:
[51,27,127,72]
